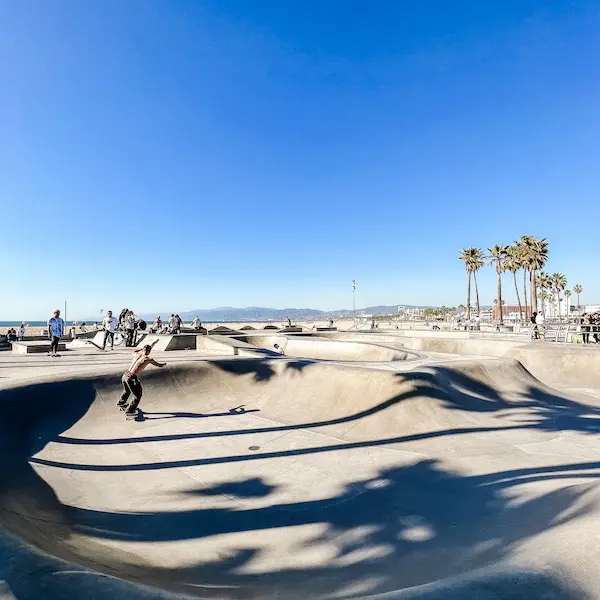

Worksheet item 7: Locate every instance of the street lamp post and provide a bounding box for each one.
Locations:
[352,280,356,328]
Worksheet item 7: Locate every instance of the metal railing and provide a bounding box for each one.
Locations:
[528,323,600,345]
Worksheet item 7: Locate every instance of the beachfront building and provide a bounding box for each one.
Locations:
[492,303,532,322]
[541,296,571,319]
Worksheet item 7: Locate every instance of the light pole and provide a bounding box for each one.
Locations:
[352,280,356,328]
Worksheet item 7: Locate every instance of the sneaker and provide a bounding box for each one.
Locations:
[117,400,127,407]
[125,409,137,418]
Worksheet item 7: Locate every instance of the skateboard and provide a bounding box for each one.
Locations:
[118,404,139,419]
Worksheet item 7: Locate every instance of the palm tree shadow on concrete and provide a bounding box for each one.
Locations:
[60,460,599,600]
[0,366,598,599]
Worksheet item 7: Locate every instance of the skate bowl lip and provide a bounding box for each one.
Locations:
[232,333,424,362]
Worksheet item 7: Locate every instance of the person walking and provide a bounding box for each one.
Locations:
[18,323,26,341]
[531,311,539,340]
[535,311,546,341]
[102,310,118,351]
[47,309,65,357]
[125,310,136,347]
[168,314,176,333]
[117,344,166,417]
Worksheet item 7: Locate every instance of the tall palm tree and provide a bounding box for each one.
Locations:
[459,249,474,321]
[536,271,552,314]
[564,289,572,318]
[470,248,484,316]
[573,284,583,313]
[487,245,508,325]
[550,273,567,319]
[504,245,524,323]
[521,236,549,314]
[513,239,528,321]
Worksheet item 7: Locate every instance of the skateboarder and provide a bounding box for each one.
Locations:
[47,309,65,357]
[117,344,166,417]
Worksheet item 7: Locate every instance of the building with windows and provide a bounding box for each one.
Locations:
[492,303,532,322]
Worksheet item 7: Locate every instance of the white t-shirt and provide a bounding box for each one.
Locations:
[191,318,201,327]
[103,316,118,333]
[126,314,135,330]
[535,314,545,325]
[168,316,175,328]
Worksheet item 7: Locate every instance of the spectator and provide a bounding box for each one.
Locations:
[18,323,26,341]
[581,313,591,344]
[191,316,202,330]
[101,310,118,351]
[125,310,136,347]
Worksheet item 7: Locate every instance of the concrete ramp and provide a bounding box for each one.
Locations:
[238,334,415,361]
[197,335,276,357]
[137,334,197,351]
[1,357,600,599]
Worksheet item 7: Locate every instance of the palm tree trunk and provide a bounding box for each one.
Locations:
[473,271,481,316]
[523,270,528,322]
[557,291,561,320]
[530,270,537,314]
[577,293,580,313]
[513,271,523,324]
[497,265,503,325]
[466,272,471,321]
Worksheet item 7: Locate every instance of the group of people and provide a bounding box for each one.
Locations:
[148,314,203,334]
[5,324,26,342]
[580,312,600,344]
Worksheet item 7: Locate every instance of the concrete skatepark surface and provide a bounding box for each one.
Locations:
[0,335,599,599]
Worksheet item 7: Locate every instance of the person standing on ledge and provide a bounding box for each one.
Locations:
[118,344,165,417]
[47,309,65,357]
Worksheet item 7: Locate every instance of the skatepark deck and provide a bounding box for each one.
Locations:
[0,343,599,600]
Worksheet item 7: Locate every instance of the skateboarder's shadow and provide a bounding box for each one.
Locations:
[134,407,260,422]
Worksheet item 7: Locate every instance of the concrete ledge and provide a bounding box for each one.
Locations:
[11,341,67,354]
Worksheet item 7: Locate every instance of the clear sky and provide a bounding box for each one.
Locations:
[2,1,600,319]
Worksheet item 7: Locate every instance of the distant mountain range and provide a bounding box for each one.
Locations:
[138,305,429,322]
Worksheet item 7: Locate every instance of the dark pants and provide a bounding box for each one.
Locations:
[120,373,143,411]
[50,336,60,354]
[582,327,590,344]
[103,330,114,349]
[126,329,135,347]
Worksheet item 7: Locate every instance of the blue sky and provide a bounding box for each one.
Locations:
[2,1,600,319]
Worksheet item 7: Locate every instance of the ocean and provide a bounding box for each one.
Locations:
[0,321,84,327]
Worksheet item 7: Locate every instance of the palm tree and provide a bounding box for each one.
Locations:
[459,249,473,321]
[513,239,528,321]
[504,245,524,323]
[536,271,552,315]
[550,273,567,319]
[470,248,484,316]
[573,284,583,313]
[521,236,549,314]
[564,289,572,318]
[487,245,508,325]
